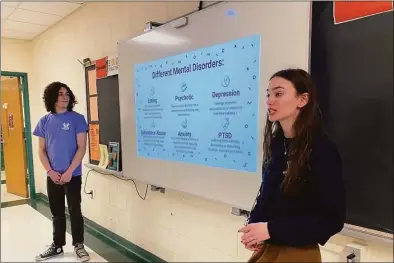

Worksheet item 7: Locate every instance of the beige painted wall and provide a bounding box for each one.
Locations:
[2,2,392,262]
[1,38,32,75]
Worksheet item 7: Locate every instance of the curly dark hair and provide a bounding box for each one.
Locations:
[43,82,77,113]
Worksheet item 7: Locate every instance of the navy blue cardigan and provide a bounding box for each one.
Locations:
[248,134,346,247]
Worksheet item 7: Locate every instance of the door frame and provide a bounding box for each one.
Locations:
[1,71,36,199]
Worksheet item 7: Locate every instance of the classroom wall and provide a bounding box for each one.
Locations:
[22,2,393,262]
[1,38,32,74]
[28,1,198,197]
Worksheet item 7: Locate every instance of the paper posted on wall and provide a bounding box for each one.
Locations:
[107,142,120,171]
[98,144,109,168]
[89,124,100,161]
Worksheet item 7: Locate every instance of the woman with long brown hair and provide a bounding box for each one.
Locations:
[238,68,346,262]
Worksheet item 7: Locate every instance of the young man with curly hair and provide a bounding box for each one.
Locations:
[33,82,90,262]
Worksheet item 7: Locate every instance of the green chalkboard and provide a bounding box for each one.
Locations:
[311,2,393,233]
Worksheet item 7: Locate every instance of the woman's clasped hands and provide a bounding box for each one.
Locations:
[238,222,270,251]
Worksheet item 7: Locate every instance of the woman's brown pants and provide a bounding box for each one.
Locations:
[247,243,322,263]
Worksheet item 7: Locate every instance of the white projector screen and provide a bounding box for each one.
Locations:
[117,2,311,210]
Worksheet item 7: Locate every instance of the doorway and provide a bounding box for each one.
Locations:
[1,71,35,203]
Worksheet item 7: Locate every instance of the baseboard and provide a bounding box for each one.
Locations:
[1,199,30,208]
[35,193,165,263]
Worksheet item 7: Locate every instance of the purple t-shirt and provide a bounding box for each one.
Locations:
[33,111,88,176]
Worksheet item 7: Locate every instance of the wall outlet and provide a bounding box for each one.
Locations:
[341,242,367,262]
[231,207,242,216]
[151,185,165,194]
[231,207,250,217]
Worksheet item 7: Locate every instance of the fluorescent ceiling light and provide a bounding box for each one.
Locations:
[132,30,189,46]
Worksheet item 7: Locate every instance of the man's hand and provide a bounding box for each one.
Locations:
[59,170,72,184]
[48,170,62,184]
[238,223,270,248]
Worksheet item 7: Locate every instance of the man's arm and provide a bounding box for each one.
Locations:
[38,137,52,172]
[39,137,62,183]
[65,132,87,175]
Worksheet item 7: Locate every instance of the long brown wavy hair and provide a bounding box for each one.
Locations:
[262,68,325,194]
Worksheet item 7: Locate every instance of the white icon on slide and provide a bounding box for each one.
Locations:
[150,87,155,96]
[181,118,188,129]
[181,82,187,92]
[222,75,230,87]
[222,118,230,130]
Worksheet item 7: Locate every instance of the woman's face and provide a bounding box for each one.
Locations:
[266,76,308,122]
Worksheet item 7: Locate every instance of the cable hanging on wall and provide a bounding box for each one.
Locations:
[83,169,149,201]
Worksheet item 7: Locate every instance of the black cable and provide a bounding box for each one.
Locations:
[198,1,203,10]
[83,169,94,196]
[244,187,261,225]
[83,169,148,200]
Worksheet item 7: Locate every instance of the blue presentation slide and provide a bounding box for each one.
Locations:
[134,35,261,172]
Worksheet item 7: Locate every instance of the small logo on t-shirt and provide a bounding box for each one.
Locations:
[62,122,70,131]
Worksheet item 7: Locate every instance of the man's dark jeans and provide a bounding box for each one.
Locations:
[47,175,84,247]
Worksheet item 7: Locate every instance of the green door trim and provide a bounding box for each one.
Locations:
[1,71,36,199]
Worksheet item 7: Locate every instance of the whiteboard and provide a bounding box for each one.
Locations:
[117,2,311,210]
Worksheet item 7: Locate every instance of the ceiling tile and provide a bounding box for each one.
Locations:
[2,19,48,34]
[1,2,83,40]
[8,8,62,26]
[1,6,15,18]
[18,2,83,16]
[1,2,21,8]
[1,29,36,40]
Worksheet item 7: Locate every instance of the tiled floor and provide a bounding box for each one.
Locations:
[1,183,27,202]
[1,198,141,262]
[0,169,144,262]
[1,204,107,262]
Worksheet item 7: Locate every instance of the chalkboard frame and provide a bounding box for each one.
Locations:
[84,65,123,171]
[310,1,393,234]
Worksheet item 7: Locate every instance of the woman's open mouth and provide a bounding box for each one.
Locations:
[268,108,277,115]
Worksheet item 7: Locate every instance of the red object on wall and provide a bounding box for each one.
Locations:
[8,114,14,129]
[96,57,108,79]
[334,1,393,24]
